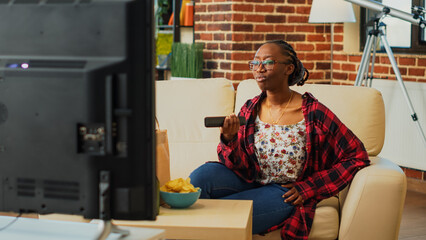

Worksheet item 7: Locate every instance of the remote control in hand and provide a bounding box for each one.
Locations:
[204,116,246,128]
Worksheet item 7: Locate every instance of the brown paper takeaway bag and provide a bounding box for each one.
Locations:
[156,123,171,187]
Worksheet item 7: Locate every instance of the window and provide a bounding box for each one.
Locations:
[360,0,426,54]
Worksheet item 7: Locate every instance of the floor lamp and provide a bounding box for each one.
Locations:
[309,0,356,83]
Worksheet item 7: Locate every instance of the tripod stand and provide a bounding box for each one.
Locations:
[355,16,426,146]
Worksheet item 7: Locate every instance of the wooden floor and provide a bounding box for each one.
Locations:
[398,190,426,239]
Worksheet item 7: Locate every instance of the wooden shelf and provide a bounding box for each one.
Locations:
[157,25,173,29]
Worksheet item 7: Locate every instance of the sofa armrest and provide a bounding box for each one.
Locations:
[339,156,406,240]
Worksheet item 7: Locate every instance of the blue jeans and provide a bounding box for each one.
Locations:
[189,162,294,234]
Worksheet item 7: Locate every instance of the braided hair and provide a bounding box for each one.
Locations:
[262,40,309,86]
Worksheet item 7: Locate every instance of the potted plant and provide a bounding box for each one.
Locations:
[171,43,204,79]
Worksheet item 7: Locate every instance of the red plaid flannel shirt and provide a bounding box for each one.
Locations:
[218,91,370,240]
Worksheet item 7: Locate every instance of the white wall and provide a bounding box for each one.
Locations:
[371,80,426,170]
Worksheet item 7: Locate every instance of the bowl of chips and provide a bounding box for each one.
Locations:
[160,178,201,209]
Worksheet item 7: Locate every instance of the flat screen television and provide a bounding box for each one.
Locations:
[0,0,157,223]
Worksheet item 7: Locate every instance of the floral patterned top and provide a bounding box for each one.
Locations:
[254,115,307,185]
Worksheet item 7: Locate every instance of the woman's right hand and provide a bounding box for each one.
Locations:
[220,113,240,142]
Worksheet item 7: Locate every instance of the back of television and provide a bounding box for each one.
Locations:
[0,1,157,239]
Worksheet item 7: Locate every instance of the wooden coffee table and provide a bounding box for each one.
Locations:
[113,199,253,240]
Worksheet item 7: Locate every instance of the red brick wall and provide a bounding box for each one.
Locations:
[194,0,426,85]
[403,167,425,180]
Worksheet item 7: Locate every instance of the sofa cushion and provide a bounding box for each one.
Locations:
[235,80,385,156]
[252,196,339,240]
[156,78,235,179]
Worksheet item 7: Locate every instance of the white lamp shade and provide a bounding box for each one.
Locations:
[309,0,356,23]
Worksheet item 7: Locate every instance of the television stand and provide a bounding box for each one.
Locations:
[96,220,130,240]
[95,171,130,240]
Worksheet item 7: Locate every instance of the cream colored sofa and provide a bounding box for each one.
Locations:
[156,78,407,240]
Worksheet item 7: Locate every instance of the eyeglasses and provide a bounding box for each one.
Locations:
[248,60,291,71]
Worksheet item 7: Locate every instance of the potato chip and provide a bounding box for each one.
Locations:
[160,177,200,193]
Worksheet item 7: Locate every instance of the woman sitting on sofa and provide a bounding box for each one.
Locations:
[189,40,370,240]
